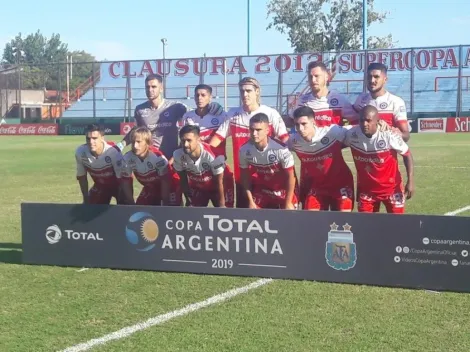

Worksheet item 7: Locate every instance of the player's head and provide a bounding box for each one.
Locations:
[194,84,212,110]
[179,125,201,155]
[367,63,388,94]
[307,61,329,94]
[145,74,163,101]
[85,124,105,153]
[293,106,316,139]
[131,126,152,157]
[249,113,270,145]
[239,77,260,107]
[360,105,379,137]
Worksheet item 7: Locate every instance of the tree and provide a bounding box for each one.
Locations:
[1,31,96,92]
[266,0,395,53]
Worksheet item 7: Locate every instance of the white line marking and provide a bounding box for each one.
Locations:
[76,268,89,272]
[162,259,207,264]
[238,263,287,268]
[59,278,272,352]
[445,206,470,216]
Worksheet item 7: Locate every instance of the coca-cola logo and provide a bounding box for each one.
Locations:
[0,126,18,134]
[0,124,58,135]
[420,119,444,131]
[37,126,57,134]
[18,126,37,134]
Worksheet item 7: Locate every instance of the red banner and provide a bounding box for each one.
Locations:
[120,122,135,135]
[417,118,447,133]
[0,124,58,135]
[445,117,470,132]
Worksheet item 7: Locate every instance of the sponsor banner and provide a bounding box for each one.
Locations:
[59,123,121,135]
[445,117,470,133]
[0,124,58,135]
[22,203,470,293]
[120,122,135,135]
[418,117,447,133]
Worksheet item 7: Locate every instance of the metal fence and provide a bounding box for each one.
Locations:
[3,44,470,121]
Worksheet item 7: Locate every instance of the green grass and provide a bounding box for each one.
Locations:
[1,133,470,352]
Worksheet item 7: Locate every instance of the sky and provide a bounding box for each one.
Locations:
[1,0,470,61]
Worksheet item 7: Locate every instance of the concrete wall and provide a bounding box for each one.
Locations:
[0,89,45,117]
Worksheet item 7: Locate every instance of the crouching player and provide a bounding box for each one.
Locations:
[173,125,234,207]
[239,113,298,209]
[120,126,182,205]
[75,124,133,204]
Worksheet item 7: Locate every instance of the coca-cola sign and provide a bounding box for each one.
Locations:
[0,124,58,135]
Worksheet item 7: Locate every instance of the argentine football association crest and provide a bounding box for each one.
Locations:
[325,223,357,271]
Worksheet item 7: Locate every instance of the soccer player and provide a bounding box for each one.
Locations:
[120,126,182,206]
[239,113,298,210]
[210,77,289,208]
[75,124,132,205]
[289,106,354,211]
[293,61,357,126]
[173,125,234,208]
[353,63,410,141]
[117,74,223,160]
[344,105,415,214]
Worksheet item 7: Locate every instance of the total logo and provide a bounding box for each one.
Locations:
[45,224,103,244]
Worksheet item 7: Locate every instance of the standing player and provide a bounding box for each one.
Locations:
[344,105,415,213]
[353,63,410,141]
[120,126,182,206]
[116,74,223,160]
[75,124,132,204]
[173,125,233,208]
[210,77,289,208]
[239,113,298,210]
[293,61,358,126]
[289,106,354,211]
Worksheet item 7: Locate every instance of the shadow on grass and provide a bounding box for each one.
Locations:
[0,243,22,264]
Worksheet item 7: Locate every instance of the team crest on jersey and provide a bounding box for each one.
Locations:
[377,140,386,149]
[211,118,219,125]
[325,223,357,271]
[330,98,339,106]
[105,156,112,164]
[147,161,153,169]
[379,102,388,109]
[164,111,170,117]
[321,137,330,145]
[351,131,358,139]
[268,154,277,163]
[202,162,211,170]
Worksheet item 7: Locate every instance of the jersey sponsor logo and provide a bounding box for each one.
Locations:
[213,163,225,169]
[321,137,330,145]
[148,122,173,129]
[268,154,278,162]
[235,132,250,138]
[353,155,385,163]
[300,153,333,163]
[379,102,388,109]
[330,98,339,106]
[105,156,112,163]
[211,118,219,125]
[377,140,386,148]
[316,114,332,121]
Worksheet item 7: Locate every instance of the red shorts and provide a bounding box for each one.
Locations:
[357,185,405,214]
[89,185,121,205]
[189,167,235,207]
[304,187,354,211]
[252,188,299,209]
[136,175,182,206]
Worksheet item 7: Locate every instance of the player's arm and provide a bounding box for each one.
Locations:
[210,114,230,148]
[173,152,191,206]
[238,150,256,209]
[211,156,226,208]
[156,159,170,206]
[389,132,414,199]
[271,110,289,143]
[75,152,89,204]
[280,149,296,210]
[394,98,410,142]
[395,121,410,142]
[342,98,359,126]
[112,153,135,205]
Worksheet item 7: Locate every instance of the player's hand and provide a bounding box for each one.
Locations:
[377,119,391,132]
[405,180,415,199]
[208,102,224,116]
[284,202,295,210]
[116,141,126,151]
[249,202,258,209]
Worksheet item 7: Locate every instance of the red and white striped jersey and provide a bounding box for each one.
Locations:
[239,138,294,192]
[173,142,225,191]
[344,126,410,196]
[215,105,289,180]
[353,91,407,127]
[294,90,357,126]
[75,142,124,188]
[288,125,353,195]
[177,110,228,156]
[121,146,169,187]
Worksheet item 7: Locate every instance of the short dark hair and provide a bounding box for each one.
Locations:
[145,73,163,84]
[86,123,104,135]
[194,84,212,95]
[293,106,315,120]
[179,124,200,138]
[307,61,327,72]
[360,105,379,118]
[250,113,270,125]
[367,63,387,75]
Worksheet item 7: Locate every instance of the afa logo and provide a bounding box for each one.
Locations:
[125,212,159,251]
[325,223,357,271]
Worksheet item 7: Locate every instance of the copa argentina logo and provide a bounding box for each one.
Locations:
[45,224,103,244]
[325,222,357,270]
[125,212,159,251]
